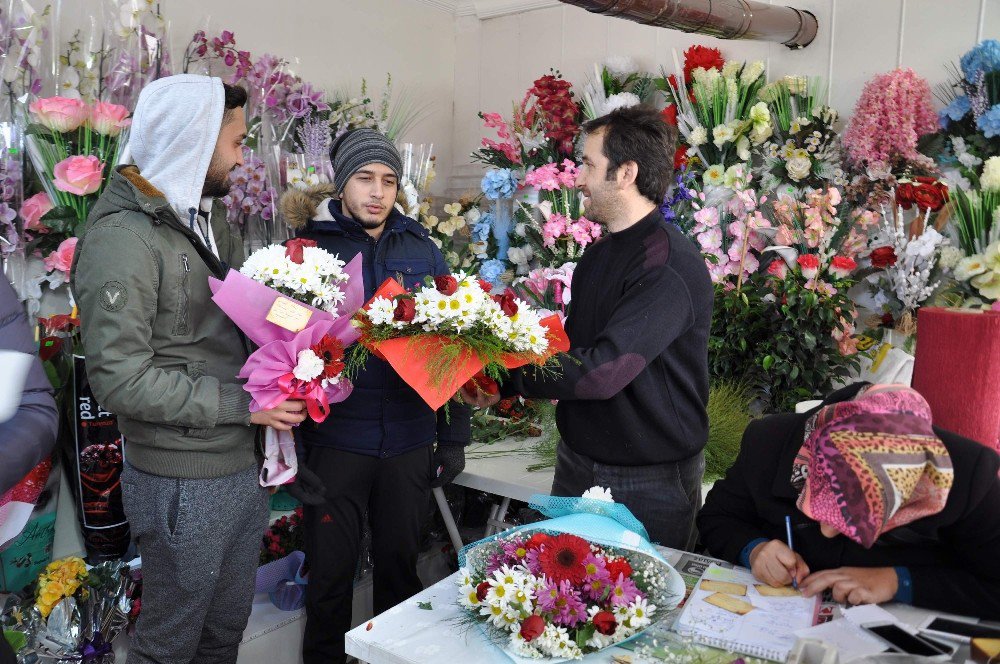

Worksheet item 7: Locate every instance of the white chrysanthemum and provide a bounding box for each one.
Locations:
[981,156,1000,192]
[293,349,324,383]
[603,55,637,77]
[480,601,507,628]
[688,125,708,147]
[604,92,641,113]
[621,597,656,631]
[938,246,964,270]
[458,583,481,609]
[508,631,544,659]
[582,486,614,502]
[367,298,397,326]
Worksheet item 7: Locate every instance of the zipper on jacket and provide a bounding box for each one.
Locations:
[181,254,190,272]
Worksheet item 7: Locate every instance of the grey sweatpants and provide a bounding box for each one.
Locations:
[121,462,269,664]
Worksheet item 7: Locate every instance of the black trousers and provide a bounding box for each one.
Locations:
[301,445,433,664]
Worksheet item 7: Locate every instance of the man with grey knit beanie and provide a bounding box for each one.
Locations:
[281,127,471,664]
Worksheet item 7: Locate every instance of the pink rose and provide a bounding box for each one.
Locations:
[767,260,788,279]
[53,155,104,196]
[43,237,78,281]
[29,96,89,133]
[797,253,820,280]
[20,192,54,232]
[90,102,131,136]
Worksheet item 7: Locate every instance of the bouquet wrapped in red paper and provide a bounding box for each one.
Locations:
[351,271,569,410]
[209,239,363,486]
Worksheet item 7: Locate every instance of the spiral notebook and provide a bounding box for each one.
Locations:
[672,564,821,662]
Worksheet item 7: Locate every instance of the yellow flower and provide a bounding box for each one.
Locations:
[443,202,462,217]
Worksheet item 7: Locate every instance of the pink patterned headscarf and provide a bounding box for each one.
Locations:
[793,384,954,548]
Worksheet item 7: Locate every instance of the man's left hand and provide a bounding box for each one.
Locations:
[431,445,466,488]
[459,384,501,409]
[799,567,898,605]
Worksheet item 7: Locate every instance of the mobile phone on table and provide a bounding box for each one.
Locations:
[862,621,952,657]
[920,616,1000,642]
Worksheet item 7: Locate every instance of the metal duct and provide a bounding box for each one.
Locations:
[557,0,818,49]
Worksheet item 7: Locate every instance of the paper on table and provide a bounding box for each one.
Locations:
[0,350,33,423]
[794,619,888,659]
[841,604,900,627]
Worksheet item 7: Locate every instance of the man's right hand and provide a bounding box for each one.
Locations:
[749,539,810,588]
[250,400,307,431]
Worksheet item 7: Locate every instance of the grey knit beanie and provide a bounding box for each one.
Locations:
[330,128,403,193]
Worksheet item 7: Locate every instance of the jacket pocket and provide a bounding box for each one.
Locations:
[172,253,191,336]
[384,258,432,291]
[184,361,211,439]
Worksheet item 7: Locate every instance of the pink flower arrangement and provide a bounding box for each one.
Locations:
[480,112,522,166]
[542,212,600,249]
[44,237,78,281]
[524,160,578,192]
[89,102,132,137]
[20,192,53,233]
[842,68,938,168]
[53,156,104,196]
[514,263,576,316]
[29,97,89,133]
[690,180,771,285]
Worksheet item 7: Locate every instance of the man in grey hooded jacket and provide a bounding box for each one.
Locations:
[72,75,303,664]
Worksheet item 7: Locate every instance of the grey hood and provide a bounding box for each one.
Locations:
[127,74,224,219]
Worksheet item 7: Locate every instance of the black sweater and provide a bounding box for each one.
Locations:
[504,208,713,466]
[697,384,1000,620]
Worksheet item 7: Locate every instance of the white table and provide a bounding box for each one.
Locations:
[346,547,974,664]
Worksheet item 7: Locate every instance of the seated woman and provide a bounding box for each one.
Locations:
[697,382,1000,620]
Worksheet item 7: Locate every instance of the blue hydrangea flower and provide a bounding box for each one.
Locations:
[961,39,1000,83]
[472,218,492,243]
[478,258,506,287]
[481,169,519,200]
[976,104,1000,138]
[939,95,971,129]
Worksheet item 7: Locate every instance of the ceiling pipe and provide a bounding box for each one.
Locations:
[557,0,818,49]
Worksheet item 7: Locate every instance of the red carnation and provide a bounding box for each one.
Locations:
[605,558,633,581]
[519,615,546,642]
[592,610,618,636]
[284,238,318,264]
[869,246,897,269]
[494,292,518,317]
[683,45,725,83]
[476,581,491,602]
[538,533,590,584]
[829,255,858,280]
[434,275,459,295]
[478,279,493,293]
[393,297,416,323]
[895,182,915,210]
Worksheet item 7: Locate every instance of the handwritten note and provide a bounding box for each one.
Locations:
[266,296,313,332]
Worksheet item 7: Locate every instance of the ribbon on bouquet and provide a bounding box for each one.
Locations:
[275,373,331,423]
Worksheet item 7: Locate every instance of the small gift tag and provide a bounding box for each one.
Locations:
[266,297,312,332]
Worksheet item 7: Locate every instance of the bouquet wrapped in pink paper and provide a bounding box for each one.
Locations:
[209,239,363,486]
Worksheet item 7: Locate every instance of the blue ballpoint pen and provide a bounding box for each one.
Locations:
[785,515,799,589]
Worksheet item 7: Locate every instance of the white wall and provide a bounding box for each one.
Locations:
[58,0,458,196]
[449,0,998,197]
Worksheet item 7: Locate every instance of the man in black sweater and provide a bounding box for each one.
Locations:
[462,106,713,548]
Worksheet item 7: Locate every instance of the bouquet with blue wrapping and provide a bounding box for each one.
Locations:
[456,488,685,661]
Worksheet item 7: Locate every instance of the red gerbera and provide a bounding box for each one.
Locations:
[538,534,590,584]
[310,335,346,379]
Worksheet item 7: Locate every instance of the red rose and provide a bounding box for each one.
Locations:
[605,558,633,581]
[478,279,493,293]
[476,581,491,602]
[494,292,518,317]
[660,104,677,126]
[683,45,725,83]
[519,615,546,642]
[881,312,895,327]
[592,610,618,636]
[434,274,459,295]
[38,336,63,362]
[911,178,948,211]
[393,297,416,323]
[895,182,915,210]
[284,238,318,264]
[869,246,897,269]
[525,532,551,550]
